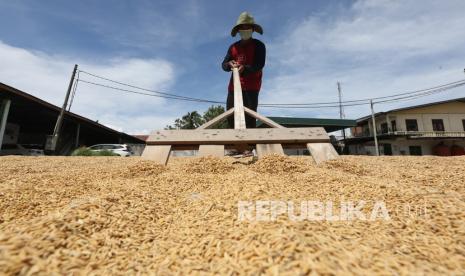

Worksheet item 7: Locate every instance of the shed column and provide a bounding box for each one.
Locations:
[0,99,11,150]
[75,123,80,148]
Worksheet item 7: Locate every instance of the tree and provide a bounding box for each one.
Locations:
[178,111,204,129]
[202,105,228,129]
[165,105,229,129]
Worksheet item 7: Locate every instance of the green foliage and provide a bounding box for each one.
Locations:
[179,111,204,129]
[165,105,229,129]
[202,105,228,129]
[96,150,120,156]
[71,147,119,156]
[71,147,93,156]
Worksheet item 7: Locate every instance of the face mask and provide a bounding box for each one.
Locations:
[239,29,253,40]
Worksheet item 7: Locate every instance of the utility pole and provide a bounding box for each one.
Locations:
[50,64,78,153]
[337,82,346,130]
[337,82,346,153]
[337,82,343,119]
[370,99,380,156]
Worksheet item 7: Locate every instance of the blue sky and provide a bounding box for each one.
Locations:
[1,0,464,134]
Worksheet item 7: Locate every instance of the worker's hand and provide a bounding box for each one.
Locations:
[238,65,245,73]
[228,60,239,68]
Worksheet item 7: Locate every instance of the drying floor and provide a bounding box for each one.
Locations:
[0,155,464,275]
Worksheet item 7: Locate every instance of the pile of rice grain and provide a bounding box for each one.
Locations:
[251,154,314,174]
[323,157,371,175]
[120,160,167,177]
[181,156,236,174]
[0,155,464,275]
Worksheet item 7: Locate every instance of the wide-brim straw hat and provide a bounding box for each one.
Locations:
[231,12,263,37]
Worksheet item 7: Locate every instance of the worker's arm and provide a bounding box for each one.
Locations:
[221,46,234,72]
[243,40,266,75]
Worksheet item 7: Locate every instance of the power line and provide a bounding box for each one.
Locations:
[79,70,219,103]
[260,79,465,106]
[373,82,465,104]
[78,77,368,108]
[78,79,224,104]
[78,77,464,108]
[76,68,465,108]
[261,80,465,108]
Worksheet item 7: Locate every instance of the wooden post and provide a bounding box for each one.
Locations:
[306,143,339,164]
[256,144,284,157]
[198,145,225,157]
[232,68,246,129]
[142,145,172,165]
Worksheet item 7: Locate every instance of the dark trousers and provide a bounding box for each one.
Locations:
[226,90,259,128]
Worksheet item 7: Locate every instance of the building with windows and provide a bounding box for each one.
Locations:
[346,98,465,156]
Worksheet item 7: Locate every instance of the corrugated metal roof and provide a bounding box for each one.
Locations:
[0,82,144,143]
[257,117,356,132]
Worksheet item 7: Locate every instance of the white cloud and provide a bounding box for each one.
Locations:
[2,0,465,136]
[0,40,178,134]
[261,0,465,120]
[85,0,221,51]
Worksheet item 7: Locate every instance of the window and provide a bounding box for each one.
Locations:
[409,146,422,156]
[381,123,388,134]
[462,119,465,131]
[405,119,418,131]
[432,119,445,131]
[391,120,397,131]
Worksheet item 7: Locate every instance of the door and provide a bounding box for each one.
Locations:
[383,144,392,155]
[391,120,397,132]
[409,146,422,156]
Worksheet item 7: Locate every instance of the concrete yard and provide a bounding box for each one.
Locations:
[0,155,464,274]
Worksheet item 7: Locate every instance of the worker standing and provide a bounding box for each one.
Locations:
[222,11,266,128]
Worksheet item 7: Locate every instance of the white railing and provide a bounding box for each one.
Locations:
[393,131,465,138]
[352,131,465,138]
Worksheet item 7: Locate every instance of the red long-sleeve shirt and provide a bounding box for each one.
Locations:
[221,38,266,92]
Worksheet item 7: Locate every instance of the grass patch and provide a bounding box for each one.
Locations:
[71,147,119,156]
